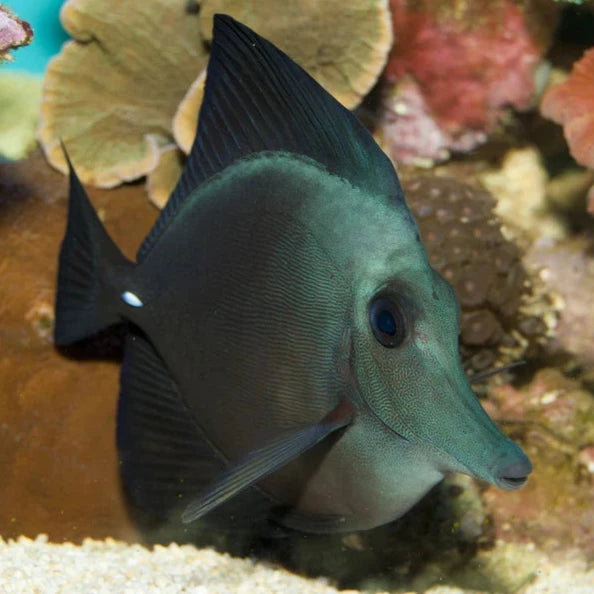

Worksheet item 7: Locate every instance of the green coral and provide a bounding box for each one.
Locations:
[0,72,42,160]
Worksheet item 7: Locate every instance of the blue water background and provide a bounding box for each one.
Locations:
[3,0,68,73]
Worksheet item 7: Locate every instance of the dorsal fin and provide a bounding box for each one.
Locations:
[138,14,401,261]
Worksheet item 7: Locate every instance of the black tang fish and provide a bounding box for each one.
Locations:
[54,15,532,534]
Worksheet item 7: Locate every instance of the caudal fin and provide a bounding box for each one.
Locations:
[54,152,132,345]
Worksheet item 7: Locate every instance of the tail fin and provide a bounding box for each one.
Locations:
[54,151,133,345]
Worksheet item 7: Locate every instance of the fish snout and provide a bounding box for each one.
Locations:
[491,443,533,490]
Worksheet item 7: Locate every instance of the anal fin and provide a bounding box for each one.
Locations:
[117,331,272,528]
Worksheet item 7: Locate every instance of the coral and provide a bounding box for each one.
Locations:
[37,0,392,201]
[37,0,208,188]
[380,0,544,164]
[377,76,485,166]
[146,145,184,209]
[167,0,393,160]
[449,542,541,593]
[541,48,594,167]
[546,168,594,216]
[0,72,42,159]
[172,70,205,154]
[25,298,55,341]
[198,0,392,110]
[0,4,33,63]
[526,237,594,367]
[541,47,594,213]
[480,146,566,240]
[403,175,559,374]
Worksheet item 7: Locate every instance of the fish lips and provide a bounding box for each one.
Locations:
[491,449,533,491]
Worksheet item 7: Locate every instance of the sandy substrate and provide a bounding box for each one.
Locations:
[0,536,593,594]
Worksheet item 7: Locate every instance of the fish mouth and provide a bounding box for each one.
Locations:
[495,475,528,490]
[493,458,532,491]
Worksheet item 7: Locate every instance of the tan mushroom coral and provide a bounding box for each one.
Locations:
[37,0,207,188]
[172,70,205,154]
[169,0,392,156]
[146,144,185,209]
[198,0,392,110]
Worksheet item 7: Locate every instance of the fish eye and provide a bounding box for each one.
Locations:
[369,296,406,348]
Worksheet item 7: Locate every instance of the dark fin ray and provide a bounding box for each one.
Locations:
[117,331,274,528]
[54,148,132,345]
[181,400,354,524]
[137,14,401,261]
[273,509,350,534]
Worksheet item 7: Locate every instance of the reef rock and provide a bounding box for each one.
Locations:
[0,152,156,543]
[526,236,594,367]
[403,175,558,376]
[484,368,594,558]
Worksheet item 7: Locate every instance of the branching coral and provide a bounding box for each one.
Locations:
[541,47,594,213]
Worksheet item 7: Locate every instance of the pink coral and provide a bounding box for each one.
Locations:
[0,5,33,62]
[541,48,594,214]
[381,0,542,163]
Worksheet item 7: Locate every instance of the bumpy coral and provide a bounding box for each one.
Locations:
[540,47,594,213]
[403,176,557,374]
[381,0,544,165]
[0,5,33,63]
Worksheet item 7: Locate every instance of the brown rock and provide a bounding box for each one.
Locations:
[0,153,157,543]
[484,368,594,558]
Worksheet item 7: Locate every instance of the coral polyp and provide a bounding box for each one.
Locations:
[404,176,557,374]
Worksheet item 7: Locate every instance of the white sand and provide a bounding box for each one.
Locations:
[0,535,592,594]
[0,535,356,594]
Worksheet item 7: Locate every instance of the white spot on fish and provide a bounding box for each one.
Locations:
[122,291,143,308]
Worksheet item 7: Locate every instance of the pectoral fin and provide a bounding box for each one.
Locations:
[181,400,354,523]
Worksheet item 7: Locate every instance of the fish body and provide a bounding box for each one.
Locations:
[55,15,531,533]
